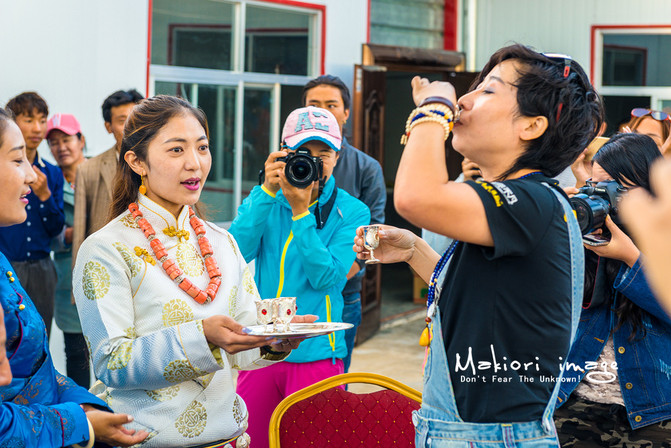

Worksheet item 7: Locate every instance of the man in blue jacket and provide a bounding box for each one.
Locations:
[303,75,386,372]
[229,106,370,447]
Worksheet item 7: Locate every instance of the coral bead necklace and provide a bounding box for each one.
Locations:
[128,203,221,304]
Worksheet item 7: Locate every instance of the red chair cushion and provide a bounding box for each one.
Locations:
[278,387,420,447]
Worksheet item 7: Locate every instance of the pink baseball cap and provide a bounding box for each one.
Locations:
[281,106,342,151]
[46,113,81,138]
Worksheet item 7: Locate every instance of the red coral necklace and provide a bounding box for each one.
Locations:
[128,203,221,304]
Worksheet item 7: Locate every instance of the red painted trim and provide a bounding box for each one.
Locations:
[590,24,671,84]
[146,0,153,96]
[443,0,458,50]
[367,0,371,43]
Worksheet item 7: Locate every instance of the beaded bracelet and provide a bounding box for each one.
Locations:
[419,96,457,115]
[400,104,455,145]
[72,417,95,448]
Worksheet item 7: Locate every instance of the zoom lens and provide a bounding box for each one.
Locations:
[285,156,317,188]
[570,194,611,235]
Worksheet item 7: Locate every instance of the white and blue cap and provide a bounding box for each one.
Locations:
[281,106,342,151]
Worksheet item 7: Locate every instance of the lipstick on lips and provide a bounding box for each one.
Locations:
[181,178,201,191]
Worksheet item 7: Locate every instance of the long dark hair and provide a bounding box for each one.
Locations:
[585,132,662,339]
[474,44,604,179]
[108,95,209,221]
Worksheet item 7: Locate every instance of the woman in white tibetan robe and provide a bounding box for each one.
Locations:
[73,95,310,448]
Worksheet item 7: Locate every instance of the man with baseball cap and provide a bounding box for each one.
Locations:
[229,106,370,447]
[46,113,90,387]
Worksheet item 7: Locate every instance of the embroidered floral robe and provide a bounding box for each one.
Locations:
[73,195,274,447]
[1,251,108,447]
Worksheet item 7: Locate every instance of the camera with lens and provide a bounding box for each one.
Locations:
[569,180,627,236]
[276,147,323,188]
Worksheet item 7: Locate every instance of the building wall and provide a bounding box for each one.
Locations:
[472,0,671,74]
[0,0,148,158]
[0,0,368,160]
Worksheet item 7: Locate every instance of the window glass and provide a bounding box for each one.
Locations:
[245,5,311,75]
[152,0,234,70]
[602,34,671,87]
[242,89,273,191]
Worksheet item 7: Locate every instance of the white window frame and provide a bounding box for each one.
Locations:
[149,0,322,217]
[593,26,671,109]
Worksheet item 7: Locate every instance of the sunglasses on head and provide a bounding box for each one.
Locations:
[631,108,670,122]
[542,53,573,121]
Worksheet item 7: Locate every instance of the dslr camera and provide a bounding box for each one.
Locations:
[276,147,323,188]
[569,180,627,236]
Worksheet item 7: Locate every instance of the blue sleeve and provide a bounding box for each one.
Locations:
[55,373,109,410]
[0,399,91,447]
[290,199,370,291]
[229,186,276,263]
[38,166,65,238]
[614,257,671,326]
[359,161,386,225]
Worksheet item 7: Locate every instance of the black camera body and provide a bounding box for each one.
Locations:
[569,180,626,235]
[276,147,323,188]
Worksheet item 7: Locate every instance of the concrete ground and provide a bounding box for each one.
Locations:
[348,309,426,394]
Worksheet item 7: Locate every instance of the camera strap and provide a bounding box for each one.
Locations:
[314,178,338,229]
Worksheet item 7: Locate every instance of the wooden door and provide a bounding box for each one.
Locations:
[351,64,386,343]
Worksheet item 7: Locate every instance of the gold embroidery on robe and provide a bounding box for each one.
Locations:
[119,213,139,228]
[114,242,141,278]
[107,340,133,370]
[82,261,110,300]
[243,267,256,296]
[193,372,215,389]
[163,360,207,383]
[175,400,207,438]
[228,285,239,317]
[233,396,245,425]
[162,299,194,327]
[176,242,205,277]
[146,385,180,402]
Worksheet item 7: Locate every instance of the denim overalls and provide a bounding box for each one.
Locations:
[413,185,583,448]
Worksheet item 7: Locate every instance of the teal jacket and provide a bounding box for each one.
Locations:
[229,176,370,363]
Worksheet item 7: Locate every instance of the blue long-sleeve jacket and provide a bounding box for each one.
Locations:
[0,251,109,447]
[556,256,671,429]
[0,155,64,261]
[229,176,370,363]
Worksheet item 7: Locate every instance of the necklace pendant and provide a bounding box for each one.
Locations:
[419,325,432,347]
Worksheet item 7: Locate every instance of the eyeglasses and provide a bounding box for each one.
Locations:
[542,53,573,121]
[631,108,670,122]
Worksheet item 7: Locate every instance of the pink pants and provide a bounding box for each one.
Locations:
[237,359,344,448]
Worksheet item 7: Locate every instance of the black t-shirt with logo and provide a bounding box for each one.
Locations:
[438,174,572,423]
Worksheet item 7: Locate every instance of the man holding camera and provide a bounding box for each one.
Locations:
[229,106,370,447]
[303,75,386,372]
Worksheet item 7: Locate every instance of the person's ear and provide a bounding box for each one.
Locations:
[519,115,548,142]
[104,122,113,134]
[124,151,146,176]
[343,108,350,125]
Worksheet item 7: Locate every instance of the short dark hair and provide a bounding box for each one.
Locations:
[302,75,351,110]
[6,92,48,118]
[102,89,144,123]
[475,44,604,179]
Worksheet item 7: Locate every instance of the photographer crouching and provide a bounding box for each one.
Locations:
[554,132,671,447]
[229,106,370,447]
[353,44,603,447]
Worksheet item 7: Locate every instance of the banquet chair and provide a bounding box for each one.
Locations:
[268,372,422,447]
